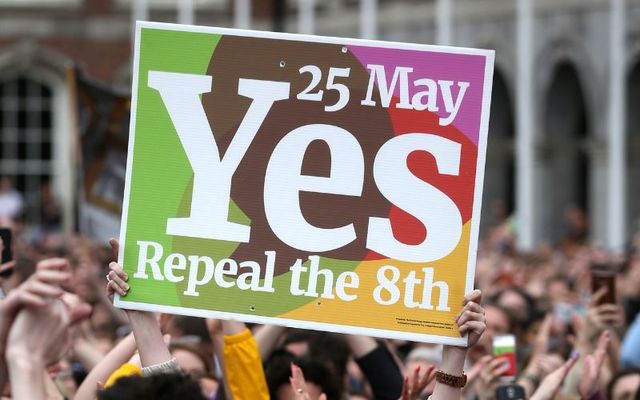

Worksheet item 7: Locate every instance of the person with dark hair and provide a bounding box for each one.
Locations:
[285,290,488,400]
[493,287,537,329]
[607,369,640,400]
[281,329,315,357]
[307,332,350,393]
[168,342,214,379]
[97,373,206,400]
[466,301,514,369]
[257,323,405,400]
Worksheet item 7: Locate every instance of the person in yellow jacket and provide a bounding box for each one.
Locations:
[206,317,270,400]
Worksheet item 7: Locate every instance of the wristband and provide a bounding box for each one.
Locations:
[435,370,467,388]
[141,357,181,377]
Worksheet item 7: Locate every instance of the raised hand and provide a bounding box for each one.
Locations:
[7,292,91,365]
[582,288,624,342]
[533,314,553,355]
[578,330,610,399]
[433,290,487,400]
[518,314,563,397]
[6,292,91,399]
[106,239,130,300]
[0,258,72,354]
[475,355,510,400]
[455,289,486,347]
[104,239,173,370]
[399,365,435,400]
[530,353,579,400]
[2,258,70,312]
[106,261,130,300]
[290,363,327,400]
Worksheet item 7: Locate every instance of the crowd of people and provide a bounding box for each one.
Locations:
[0,201,638,400]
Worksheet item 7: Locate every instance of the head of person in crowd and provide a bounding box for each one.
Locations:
[468,302,514,361]
[405,344,441,395]
[306,331,350,390]
[161,314,211,341]
[169,341,218,398]
[561,204,589,248]
[98,373,206,400]
[281,328,314,356]
[278,328,349,394]
[607,369,640,400]
[546,273,575,305]
[493,286,536,328]
[169,342,213,378]
[265,353,341,400]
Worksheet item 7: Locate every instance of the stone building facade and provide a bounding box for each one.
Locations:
[0,0,639,247]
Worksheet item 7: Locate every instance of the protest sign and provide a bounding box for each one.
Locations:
[115,21,494,345]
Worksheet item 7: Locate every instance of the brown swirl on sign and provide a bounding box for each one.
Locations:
[202,35,394,276]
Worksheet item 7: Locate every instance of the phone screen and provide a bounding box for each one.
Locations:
[0,228,12,265]
[496,384,526,400]
[0,228,13,278]
[591,270,615,305]
[493,334,517,381]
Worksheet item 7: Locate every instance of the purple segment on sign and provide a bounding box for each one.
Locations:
[347,45,486,145]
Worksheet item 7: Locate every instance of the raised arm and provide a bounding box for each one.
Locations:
[432,289,485,400]
[222,321,270,400]
[253,324,286,361]
[73,333,137,400]
[106,239,175,372]
[7,292,91,400]
[346,335,378,358]
[348,334,404,400]
[206,319,235,400]
[0,258,73,391]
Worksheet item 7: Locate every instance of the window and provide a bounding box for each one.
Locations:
[0,76,54,226]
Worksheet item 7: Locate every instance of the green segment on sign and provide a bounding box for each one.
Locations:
[123,28,221,306]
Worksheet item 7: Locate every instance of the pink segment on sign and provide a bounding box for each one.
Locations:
[347,45,486,145]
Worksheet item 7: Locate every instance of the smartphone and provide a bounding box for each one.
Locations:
[554,302,586,325]
[496,384,526,400]
[591,270,615,305]
[493,334,517,381]
[0,228,11,264]
[0,228,13,278]
[554,302,573,325]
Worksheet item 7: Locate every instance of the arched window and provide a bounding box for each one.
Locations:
[542,62,589,243]
[481,69,515,234]
[627,61,640,234]
[0,75,55,226]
